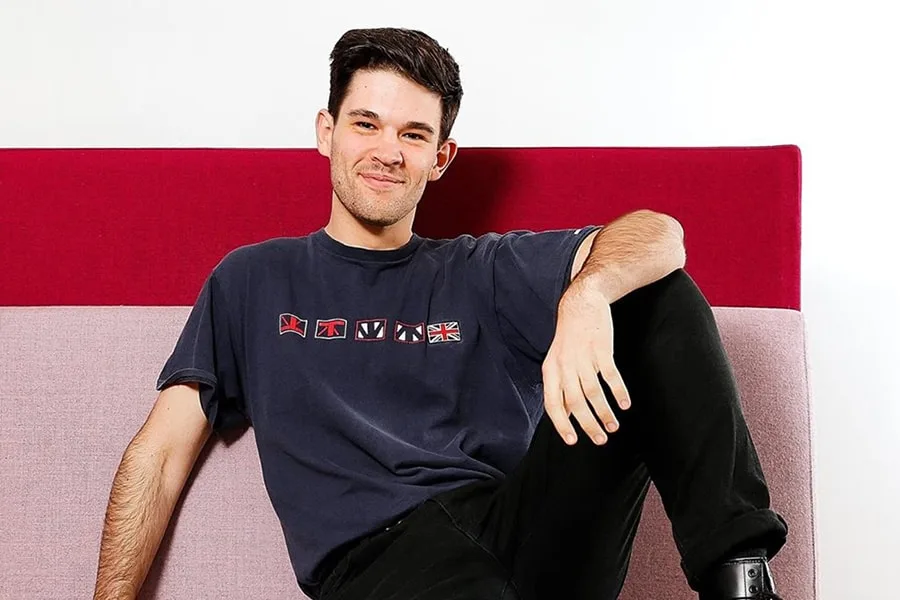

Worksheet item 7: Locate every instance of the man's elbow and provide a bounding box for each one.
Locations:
[632,209,683,237]
[632,209,685,262]
[663,212,684,243]
[664,213,686,263]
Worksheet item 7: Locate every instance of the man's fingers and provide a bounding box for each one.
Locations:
[567,393,607,445]
[542,361,577,445]
[579,364,618,436]
[598,361,631,410]
[564,370,607,445]
[543,344,631,447]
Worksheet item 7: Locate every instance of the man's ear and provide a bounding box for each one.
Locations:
[428,137,459,182]
[315,109,334,158]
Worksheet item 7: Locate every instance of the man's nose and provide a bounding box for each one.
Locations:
[371,134,403,166]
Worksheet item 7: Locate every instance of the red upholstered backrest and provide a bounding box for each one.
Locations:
[0,146,800,308]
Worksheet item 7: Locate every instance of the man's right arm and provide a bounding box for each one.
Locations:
[93,382,212,600]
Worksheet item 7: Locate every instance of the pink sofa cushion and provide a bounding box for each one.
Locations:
[0,305,814,599]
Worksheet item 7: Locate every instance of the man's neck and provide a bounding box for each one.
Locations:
[324,213,415,251]
[323,224,411,250]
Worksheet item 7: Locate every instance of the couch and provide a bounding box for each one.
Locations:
[0,146,816,599]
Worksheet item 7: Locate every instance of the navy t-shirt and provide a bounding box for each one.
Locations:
[155,225,599,592]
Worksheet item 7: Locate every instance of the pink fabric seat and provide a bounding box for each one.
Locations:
[0,305,815,599]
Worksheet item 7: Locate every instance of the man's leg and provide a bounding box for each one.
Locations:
[429,426,651,600]
[432,269,788,599]
[318,498,516,600]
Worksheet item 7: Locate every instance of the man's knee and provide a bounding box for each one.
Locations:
[615,267,709,309]
[611,268,715,341]
[651,268,711,309]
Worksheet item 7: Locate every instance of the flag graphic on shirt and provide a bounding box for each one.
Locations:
[427,321,461,344]
[394,321,425,343]
[278,313,307,337]
[315,318,347,339]
[355,319,387,341]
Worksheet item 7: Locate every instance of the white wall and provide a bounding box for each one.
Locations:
[2,1,898,598]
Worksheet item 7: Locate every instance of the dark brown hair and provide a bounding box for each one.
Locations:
[328,28,463,144]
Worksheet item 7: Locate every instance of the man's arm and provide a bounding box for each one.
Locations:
[569,209,686,301]
[542,209,686,446]
[94,383,211,600]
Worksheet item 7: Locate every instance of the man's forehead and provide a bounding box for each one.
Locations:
[342,70,441,126]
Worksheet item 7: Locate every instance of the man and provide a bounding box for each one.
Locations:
[94,27,788,600]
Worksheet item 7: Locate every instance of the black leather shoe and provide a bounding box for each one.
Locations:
[698,556,782,600]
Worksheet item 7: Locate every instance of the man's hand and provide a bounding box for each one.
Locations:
[542,210,685,446]
[542,276,631,446]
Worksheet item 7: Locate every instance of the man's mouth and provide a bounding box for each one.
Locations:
[359,172,403,190]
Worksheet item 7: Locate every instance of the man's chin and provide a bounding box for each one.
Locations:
[344,203,404,228]
[356,214,406,228]
[337,187,417,228]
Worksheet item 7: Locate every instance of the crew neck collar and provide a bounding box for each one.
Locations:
[311,228,423,263]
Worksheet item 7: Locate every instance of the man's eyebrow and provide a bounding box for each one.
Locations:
[346,109,436,136]
[347,108,380,121]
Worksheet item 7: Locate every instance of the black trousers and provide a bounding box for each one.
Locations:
[313,269,788,600]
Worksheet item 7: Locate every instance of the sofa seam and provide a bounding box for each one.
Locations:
[799,311,819,599]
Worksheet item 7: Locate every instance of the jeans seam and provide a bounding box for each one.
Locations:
[429,499,522,600]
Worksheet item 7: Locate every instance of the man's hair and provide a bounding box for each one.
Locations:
[328,28,463,145]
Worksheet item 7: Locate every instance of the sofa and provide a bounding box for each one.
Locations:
[0,146,816,599]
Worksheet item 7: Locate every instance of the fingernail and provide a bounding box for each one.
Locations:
[566,434,577,445]
[606,422,618,432]
[593,435,606,445]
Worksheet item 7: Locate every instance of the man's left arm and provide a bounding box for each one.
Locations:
[542,209,686,447]
[569,209,686,298]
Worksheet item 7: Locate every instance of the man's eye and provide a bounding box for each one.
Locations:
[404,133,425,141]
[355,122,375,129]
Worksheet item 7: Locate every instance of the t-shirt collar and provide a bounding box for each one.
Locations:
[311,228,423,263]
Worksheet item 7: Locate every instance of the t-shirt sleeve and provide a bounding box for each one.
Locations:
[481,226,603,362]
[155,268,248,432]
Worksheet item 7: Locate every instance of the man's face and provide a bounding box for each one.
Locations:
[316,69,456,228]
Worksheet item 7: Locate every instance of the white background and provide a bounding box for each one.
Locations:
[2,1,898,598]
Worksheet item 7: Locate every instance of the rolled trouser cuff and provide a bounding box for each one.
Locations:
[681,508,788,590]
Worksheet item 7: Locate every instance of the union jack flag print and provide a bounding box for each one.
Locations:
[355,319,387,341]
[427,321,461,344]
[279,313,307,337]
[315,318,347,339]
[394,321,425,343]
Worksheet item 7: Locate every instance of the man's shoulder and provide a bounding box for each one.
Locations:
[430,227,598,249]
[417,231,506,253]
[419,229,574,247]
[212,235,311,279]
[417,229,565,258]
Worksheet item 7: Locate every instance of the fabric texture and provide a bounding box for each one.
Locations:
[0,145,812,599]
[313,269,789,600]
[154,226,598,591]
[0,304,814,600]
[0,146,802,309]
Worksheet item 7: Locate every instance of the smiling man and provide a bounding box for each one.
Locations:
[94,28,788,600]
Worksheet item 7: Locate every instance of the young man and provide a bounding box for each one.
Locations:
[94,27,788,600]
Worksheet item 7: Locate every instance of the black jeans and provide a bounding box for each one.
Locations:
[313,269,788,600]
